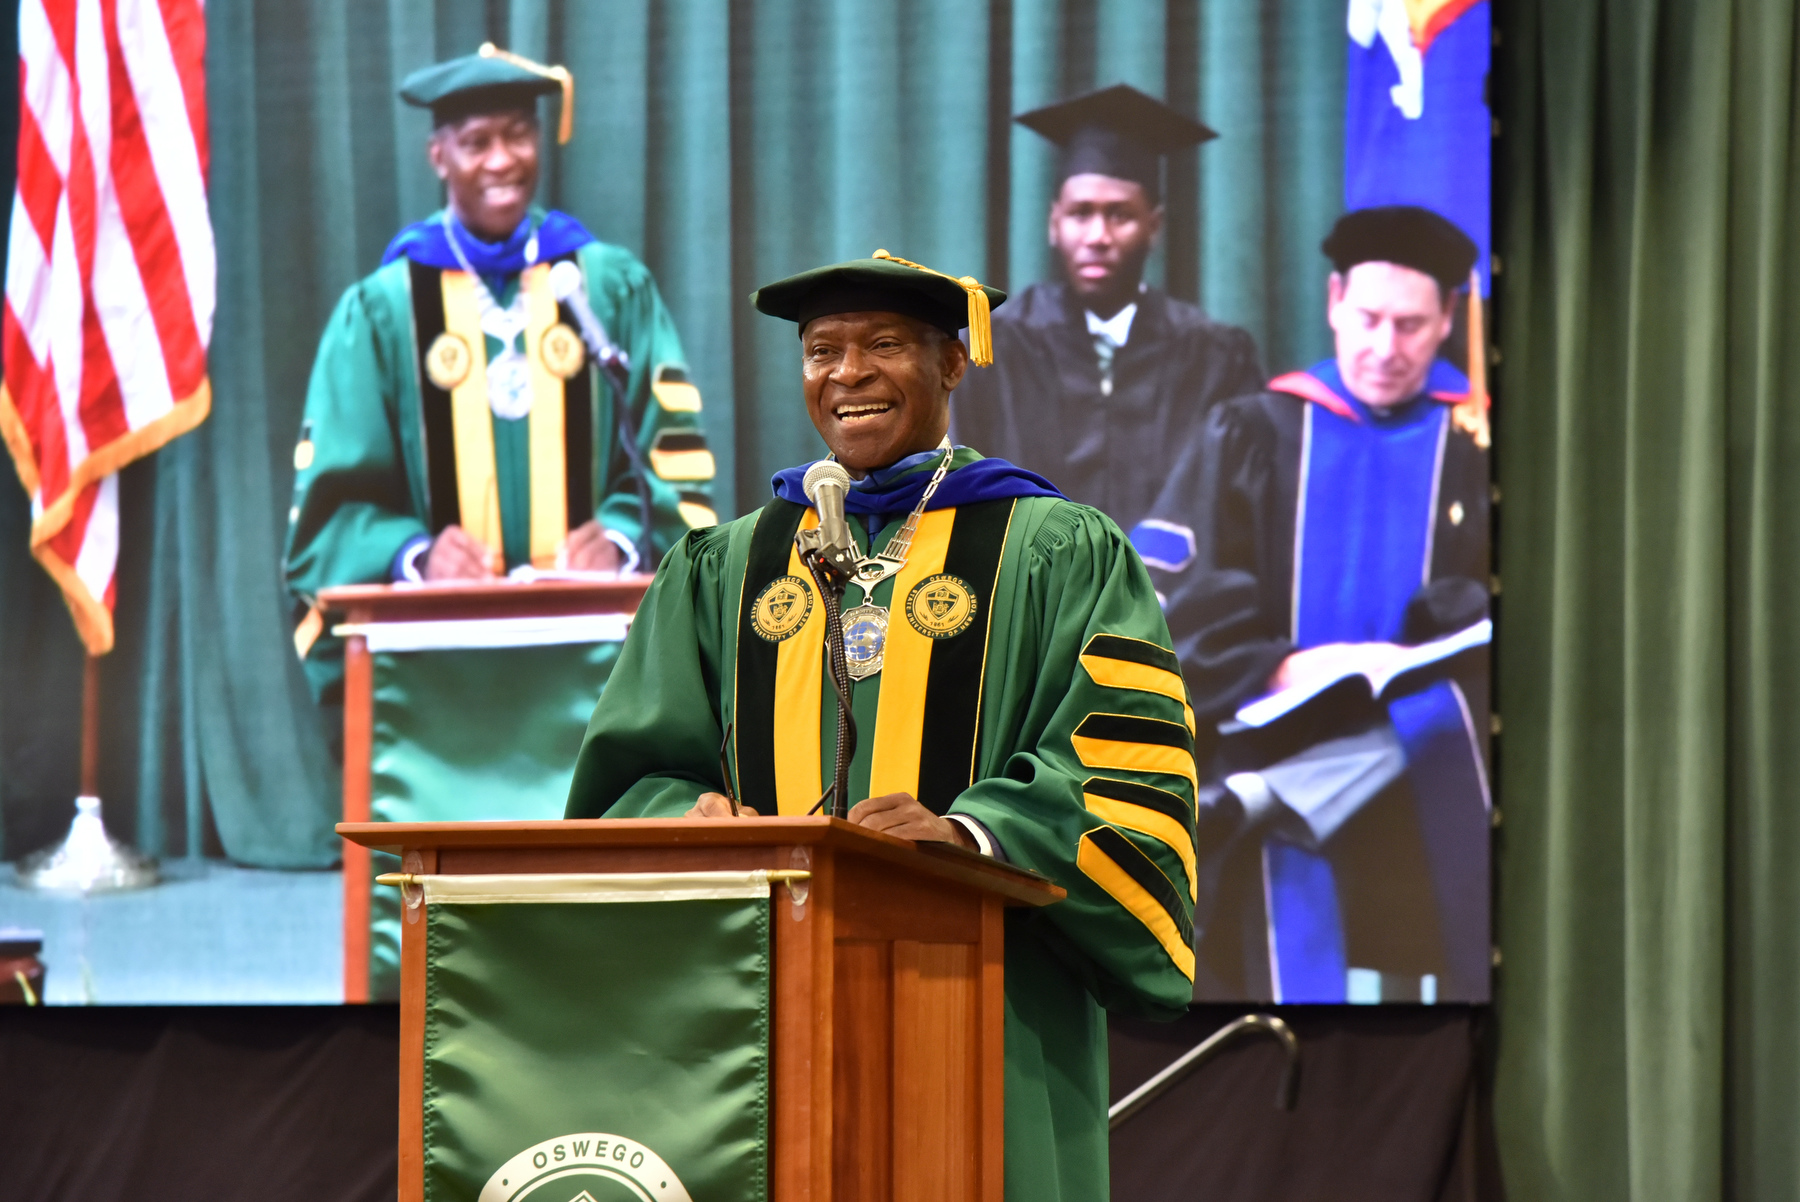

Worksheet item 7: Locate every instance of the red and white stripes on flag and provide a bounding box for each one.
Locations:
[0,0,212,655]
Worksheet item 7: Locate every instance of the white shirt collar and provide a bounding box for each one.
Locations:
[1085,302,1138,348]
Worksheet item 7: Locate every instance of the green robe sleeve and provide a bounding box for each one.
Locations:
[951,501,1199,1020]
[578,243,715,565]
[564,523,735,817]
[283,272,428,701]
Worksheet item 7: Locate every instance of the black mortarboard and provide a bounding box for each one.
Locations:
[1322,206,1479,291]
[399,44,575,144]
[1015,84,1218,201]
[751,251,1008,366]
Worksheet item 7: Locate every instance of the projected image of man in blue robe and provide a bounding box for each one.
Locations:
[949,85,1262,533]
[1143,205,1491,1004]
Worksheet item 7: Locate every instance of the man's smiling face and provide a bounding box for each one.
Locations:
[428,109,540,241]
[800,311,968,475]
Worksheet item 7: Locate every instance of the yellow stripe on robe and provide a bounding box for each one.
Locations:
[1083,786,1198,902]
[678,500,719,528]
[440,271,501,563]
[773,509,825,813]
[1079,646,1196,735]
[866,508,957,801]
[1070,714,1199,796]
[521,263,569,568]
[649,431,716,481]
[651,365,704,413]
[1077,832,1196,979]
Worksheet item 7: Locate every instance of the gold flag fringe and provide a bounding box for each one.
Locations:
[1454,265,1490,450]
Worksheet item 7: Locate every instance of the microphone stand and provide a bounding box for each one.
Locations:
[795,539,857,818]
[552,264,654,569]
[597,356,656,569]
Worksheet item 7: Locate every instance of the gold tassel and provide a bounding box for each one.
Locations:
[293,600,325,660]
[872,249,995,367]
[480,42,575,145]
[1453,266,1490,450]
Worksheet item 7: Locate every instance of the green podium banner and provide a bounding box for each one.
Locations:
[368,641,622,999]
[421,872,771,1202]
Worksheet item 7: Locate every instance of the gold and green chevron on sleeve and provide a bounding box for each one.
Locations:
[1078,825,1196,981]
[1069,712,1199,796]
[1077,632,1197,734]
[1065,636,1201,980]
[1081,776,1197,902]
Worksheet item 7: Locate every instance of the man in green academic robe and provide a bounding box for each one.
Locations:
[284,47,715,702]
[565,254,1198,1201]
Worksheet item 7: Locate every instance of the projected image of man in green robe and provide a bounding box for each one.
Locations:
[283,47,716,703]
[567,254,1199,1202]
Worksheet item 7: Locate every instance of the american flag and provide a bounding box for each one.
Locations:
[0,0,212,655]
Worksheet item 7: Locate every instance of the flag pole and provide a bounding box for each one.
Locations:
[16,649,159,894]
[80,653,101,798]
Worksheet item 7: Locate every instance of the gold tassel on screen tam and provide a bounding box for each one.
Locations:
[872,249,994,367]
[1454,266,1490,450]
[479,43,575,144]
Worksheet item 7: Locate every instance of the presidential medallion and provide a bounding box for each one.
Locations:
[424,332,471,391]
[539,321,586,380]
[842,604,889,680]
[486,347,533,419]
[906,573,977,639]
[751,576,813,642]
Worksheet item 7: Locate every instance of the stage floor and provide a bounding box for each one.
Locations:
[0,861,342,1004]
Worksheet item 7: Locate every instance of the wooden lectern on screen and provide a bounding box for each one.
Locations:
[337,816,1063,1202]
[322,577,651,1003]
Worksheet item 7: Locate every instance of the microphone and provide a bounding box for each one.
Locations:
[797,459,860,816]
[549,259,650,568]
[548,260,630,377]
[800,460,859,580]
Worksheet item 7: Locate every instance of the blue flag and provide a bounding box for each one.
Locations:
[1344,0,1491,294]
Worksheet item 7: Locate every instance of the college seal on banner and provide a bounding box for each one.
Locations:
[905,573,977,639]
[478,1132,693,1202]
[425,331,472,390]
[539,321,586,380]
[751,576,812,642]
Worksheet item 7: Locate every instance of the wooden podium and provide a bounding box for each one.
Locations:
[338,816,1064,1202]
[320,577,650,1000]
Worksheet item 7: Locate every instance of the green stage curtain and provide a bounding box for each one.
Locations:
[0,0,1340,867]
[1495,0,1800,1197]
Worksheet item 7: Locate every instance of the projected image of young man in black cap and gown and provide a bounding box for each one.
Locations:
[950,86,1263,551]
[1141,205,1493,1005]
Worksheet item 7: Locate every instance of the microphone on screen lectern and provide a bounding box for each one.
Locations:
[548,259,651,568]
[548,260,629,379]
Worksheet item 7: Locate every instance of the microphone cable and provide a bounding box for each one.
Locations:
[800,546,857,817]
[550,259,655,569]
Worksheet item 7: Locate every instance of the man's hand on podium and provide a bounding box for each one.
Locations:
[688,793,760,818]
[683,791,974,848]
[423,525,502,579]
[560,519,624,572]
[848,793,975,847]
